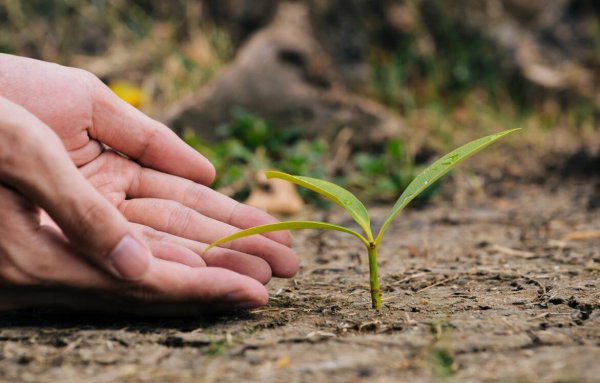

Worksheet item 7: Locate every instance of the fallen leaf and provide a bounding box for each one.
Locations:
[244,173,304,215]
[561,230,600,241]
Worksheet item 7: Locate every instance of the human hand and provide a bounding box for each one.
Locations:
[0,184,268,314]
[0,97,268,313]
[0,53,214,181]
[78,151,298,282]
[0,54,298,282]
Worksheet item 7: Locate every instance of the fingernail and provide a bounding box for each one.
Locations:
[109,235,151,280]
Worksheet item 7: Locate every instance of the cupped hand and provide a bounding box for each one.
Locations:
[0,53,214,182]
[0,97,269,314]
[0,184,268,314]
[78,150,299,282]
[0,54,298,283]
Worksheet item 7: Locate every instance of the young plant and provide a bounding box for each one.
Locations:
[205,129,519,309]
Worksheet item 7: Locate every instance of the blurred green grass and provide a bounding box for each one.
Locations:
[184,109,426,204]
[0,0,232,116]
[1,0,598,206]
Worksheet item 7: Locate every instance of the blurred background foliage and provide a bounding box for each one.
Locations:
[1,0,598,207]
[183,109,426,204]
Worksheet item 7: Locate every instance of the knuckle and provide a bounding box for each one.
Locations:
[167,204,194,233]
[0,105,62,180]
[140,225,164,242]
[183,183,207,208]
[0,132,23,174]
[137,126,159,160]
[0,188,58,285]
[74,68,103,113]
[0,246,39,286]
[69,201,110,244]
[0,237,54,284]
[0,265,35,285]
[0,210,41,285]
[74,67,102,91]
[226,201,242,226]
[0,121,33,169]
[16,257,53,282]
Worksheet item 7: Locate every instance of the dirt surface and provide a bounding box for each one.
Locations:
[1,178,599,383]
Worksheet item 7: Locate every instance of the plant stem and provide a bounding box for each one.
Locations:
[367,243,381,309]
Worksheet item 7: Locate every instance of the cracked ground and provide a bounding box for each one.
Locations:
[0,178,598,383]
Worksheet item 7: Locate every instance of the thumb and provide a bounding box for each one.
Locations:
[44,181,152,281]
[0,97,151,280]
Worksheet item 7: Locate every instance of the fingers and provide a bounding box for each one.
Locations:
[81,151,292,246]
[78,152,295,280]
[0,185,119,289]
[134,259,269,310]
[129,164,293,247]
[0,240,268,314]
[0,185,269,314]
[68,139,104,166]
[0,265,268,314]
[88,77,215,185]
[145,240,206,268]
[120,198,299,278]
[0,97,152,280]
[200,249,272,285]
[0,55,213,183]
[132,223,272,284]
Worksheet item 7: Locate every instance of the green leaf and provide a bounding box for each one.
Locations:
[375,128,520,244]
[265,170,373,241]
[204,221,369,254]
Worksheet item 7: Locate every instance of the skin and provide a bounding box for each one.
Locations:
[0,54,298,314]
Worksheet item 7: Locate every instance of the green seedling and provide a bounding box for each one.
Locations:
[205,129,520,309]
